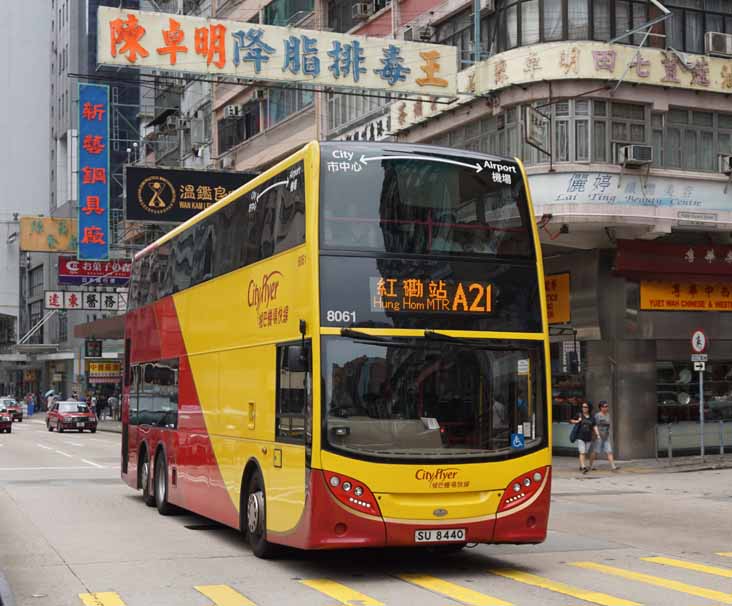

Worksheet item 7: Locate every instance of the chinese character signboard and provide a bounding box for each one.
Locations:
[97,7,457,97]
[78,83,110,260]
[125,166,256,223]
[58,257,131,286]
[545,273,570,324]
[85,339,103,358]
[19,217,78,253]
[640,281,732,312]
[87,361,121,384]
[615,240,732,278]
[45,290,127,312]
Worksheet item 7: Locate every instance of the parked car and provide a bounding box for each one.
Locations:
[0,397,22,422]
[46,400,97,433]
[0,404,12,433]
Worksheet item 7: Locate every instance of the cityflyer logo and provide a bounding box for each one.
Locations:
[415,468,460,482]
[247,271,283,311]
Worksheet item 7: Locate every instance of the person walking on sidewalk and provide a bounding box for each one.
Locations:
[570,401,600,473]
[590,400,618,471]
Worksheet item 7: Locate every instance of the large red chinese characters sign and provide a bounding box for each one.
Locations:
[78,83,110,260]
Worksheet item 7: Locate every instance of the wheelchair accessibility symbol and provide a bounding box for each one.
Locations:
[511,433,525,449]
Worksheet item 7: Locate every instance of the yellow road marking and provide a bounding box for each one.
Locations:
[571,562,732,604]
[642,556,732,578]
[300,579,384,606]
[399,573,511,606]
[718,553,732,558]
[195,585,256,606]
[488,569,640,606]
[79,593,125,606]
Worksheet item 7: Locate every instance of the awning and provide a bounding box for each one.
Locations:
[73,314,125,340]
[35,352,75,361]
[145,108,177,128]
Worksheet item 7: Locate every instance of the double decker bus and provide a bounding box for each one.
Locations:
[122,141,551,557]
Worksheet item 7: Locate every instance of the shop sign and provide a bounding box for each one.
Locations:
[45,290,127,312]
[335,113,392,142]
[19,217,78,253]
[125,166,256,223]
[97,7,457,97]
[23,370,38,382]
[545,273,570,324]
[88,361,121,384]
[616,240,732,278]
[85,339,103,358]
[640,280,732,312]
[58,256,132,286]
[78,83,110,261]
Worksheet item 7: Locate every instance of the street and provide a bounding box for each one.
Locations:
[1,421,731,606]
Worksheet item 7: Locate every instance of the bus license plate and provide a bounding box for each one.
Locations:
[414,528,466,543]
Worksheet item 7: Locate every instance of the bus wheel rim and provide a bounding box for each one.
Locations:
[141,459,149,489]
[247,491,264,535]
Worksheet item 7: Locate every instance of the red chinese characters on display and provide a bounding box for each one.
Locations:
[110,13,149,63]
[81,196,104,216]
[82,167,107,185]
[81,227,106,245]
[157,18,188,65]
[82,135,105,155]
[195,24,227,68]
[82,103,105,121]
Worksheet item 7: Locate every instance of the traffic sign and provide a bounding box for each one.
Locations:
[511,433,525,449]
[693,362,706,372]
[691,330,707,353]
[691,353,708,362]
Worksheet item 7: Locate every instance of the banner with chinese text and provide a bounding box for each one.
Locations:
[640,280,732,312]
[58,257,131,286]
[97,7,457,97]
[545,273,570,324]
[125,166,256,223]
[19,217,78,252]
[78,83,110,260]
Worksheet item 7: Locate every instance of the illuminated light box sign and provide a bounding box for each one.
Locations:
[641,280,732,312]
[545,273,570,324]
[370,277,493,314]
[58,257,131,286]
[96,7,457,97]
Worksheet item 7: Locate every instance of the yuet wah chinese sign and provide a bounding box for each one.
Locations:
[97,7,457,97]
[78,83,110,260]
[19,217,77,253]
[641,280,732,312]
[125,166,256,223]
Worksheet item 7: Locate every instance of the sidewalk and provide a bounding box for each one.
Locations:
[552,452,732,478]
[96,418,122,434]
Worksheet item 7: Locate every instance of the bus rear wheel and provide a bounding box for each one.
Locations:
[244,470,278,559]
[140,450,155,507]
[154,453,176,516]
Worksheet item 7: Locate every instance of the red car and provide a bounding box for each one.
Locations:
[0,405,11,433]
[47,400,97,433]
[0,398,22,422]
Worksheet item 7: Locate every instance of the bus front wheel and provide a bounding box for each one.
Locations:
[244,470,278,559]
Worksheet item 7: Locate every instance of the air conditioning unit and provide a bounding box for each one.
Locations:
[224,104,243,119]
[352,2,372,21]
[164,115,178,130]
[176,117,190,131]
[705,32,732,57]
[416,25,434,42]
[719,154,732,175]
[221,155,235,169]
[254,88,269,101]
[480,0,496,12]
[402,25,413,41]
[617,144,653,167]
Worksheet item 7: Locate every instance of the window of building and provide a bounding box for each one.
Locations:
[263,0,313,26]
[657,360,732,424]
[267,87,313,128]
[58,313,67,342]
[28,301,43,344]
[217,100,260,154]
[29,266,44,298]
[326,90,389,134]
[276,342,312,443]
[327,0,389,33]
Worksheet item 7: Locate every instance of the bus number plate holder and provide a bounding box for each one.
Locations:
[414,528,466,543]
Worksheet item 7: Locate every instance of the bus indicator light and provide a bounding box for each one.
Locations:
[324,471,381,517]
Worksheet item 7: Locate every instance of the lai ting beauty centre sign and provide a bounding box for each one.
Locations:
[97,7,457,97]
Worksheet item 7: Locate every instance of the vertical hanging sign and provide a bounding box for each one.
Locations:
[78,83,110,260]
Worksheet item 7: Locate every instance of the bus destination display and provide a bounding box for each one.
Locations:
[370,277,493,314]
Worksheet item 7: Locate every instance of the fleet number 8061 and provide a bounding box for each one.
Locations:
[326,310,356,323]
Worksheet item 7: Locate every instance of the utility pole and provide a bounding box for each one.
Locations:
[392,0,400,39]
[473,0,481,64]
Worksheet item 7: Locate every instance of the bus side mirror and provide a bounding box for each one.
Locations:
[286,346,308,373]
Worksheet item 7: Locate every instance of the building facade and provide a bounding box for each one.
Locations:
[0,3,51,395]
[388,0,732,457]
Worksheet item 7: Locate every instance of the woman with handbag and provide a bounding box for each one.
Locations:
[570,401,600,474]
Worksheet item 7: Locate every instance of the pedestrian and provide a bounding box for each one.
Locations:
[107,393,119,421]
[570,401,600,474]
[590,400,618,471]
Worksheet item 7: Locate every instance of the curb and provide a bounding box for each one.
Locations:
[96,426,121,434]
[0,568,16,606]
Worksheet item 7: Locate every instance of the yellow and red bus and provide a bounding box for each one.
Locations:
[122,141,551,557]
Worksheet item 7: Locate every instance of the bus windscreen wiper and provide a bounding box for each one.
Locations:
[423,330,517,350]
[340,328,391,342]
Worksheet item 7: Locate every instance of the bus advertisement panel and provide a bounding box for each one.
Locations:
[122,142,551,557]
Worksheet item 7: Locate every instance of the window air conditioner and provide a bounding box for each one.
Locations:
[416,26,434,42]
[617,144,653,167]
[254,88,268,101]
[352,2,372,21]
[719,154,732,175]
[480,0,496,12]
[176,117,190,130]
[705,32,732,58]
[221,155,235,169]
[164,115,178,130]
[224,104,243,119]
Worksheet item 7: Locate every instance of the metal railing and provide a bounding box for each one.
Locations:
[656,420,732,464]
